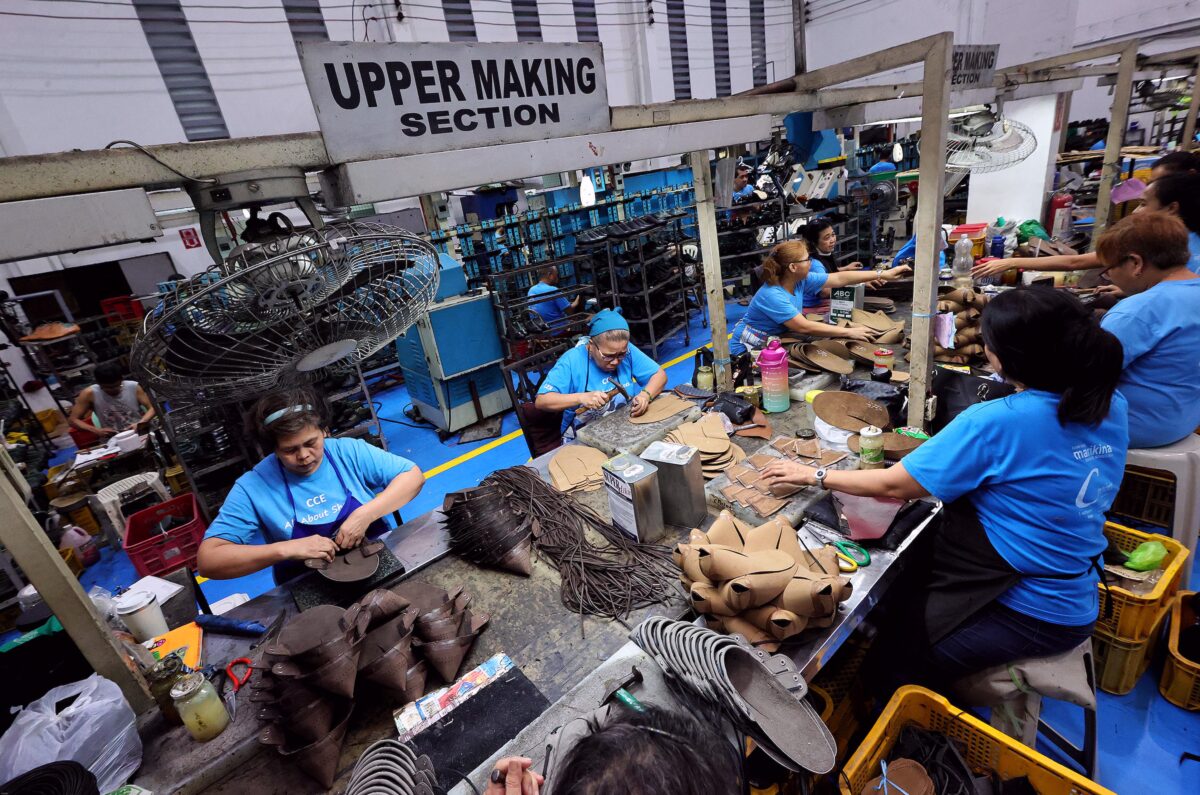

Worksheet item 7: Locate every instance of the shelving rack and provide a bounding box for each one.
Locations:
[717,195,793,290]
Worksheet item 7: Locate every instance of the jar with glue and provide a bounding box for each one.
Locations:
[170,672,230,741]
[871,348,894,383]
[147,654,186,725]
[858,425,885,470]
[695,365,714,391]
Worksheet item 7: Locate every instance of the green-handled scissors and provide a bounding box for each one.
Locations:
[829,539,871,571]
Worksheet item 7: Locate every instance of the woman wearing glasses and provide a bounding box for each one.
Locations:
[535,308,667,423]
[729,241,912,355]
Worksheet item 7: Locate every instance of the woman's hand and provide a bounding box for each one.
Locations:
[760,459,819,491]
[282,535,338,562]
[334,509,374,549]
[972,258,1018,278]
[96,426,118,437]
[629,392,651,417]
[486,757,543,795]
[579,390,611,411]
[842,261,865,271]
[838,326,875,342]
[879,264,913,281]
[1094,284,1125,298]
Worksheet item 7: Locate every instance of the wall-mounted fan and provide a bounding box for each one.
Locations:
[946,106,1038,173]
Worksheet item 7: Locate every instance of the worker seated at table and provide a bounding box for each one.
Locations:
[760,287,1127,690]
[973,154,1200,281]
[67,362,155,439]
[729,241,911,355]
[534,308,667,423]
[527,265,585,327]
[1095,212,1200,449]
[197,387,424,584]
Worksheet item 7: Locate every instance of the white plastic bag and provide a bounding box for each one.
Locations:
[0,674,142,791]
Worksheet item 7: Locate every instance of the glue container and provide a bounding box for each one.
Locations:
[758,339,790,413]
[171,672,230,742]
[858,426,885,470]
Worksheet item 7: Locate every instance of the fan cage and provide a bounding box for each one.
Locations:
[945,118,1038,174]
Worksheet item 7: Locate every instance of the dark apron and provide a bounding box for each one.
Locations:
[922,498,1107,645]
[272,453,389,585]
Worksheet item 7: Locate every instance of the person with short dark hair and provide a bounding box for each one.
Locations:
[1149,150,1200,180]
[66,362,155,438]
[197,386,424,582]
[527,265,584,326]
[760,287,1127,687]
[1097,212,1200,448]
[1140,173,1200,273]
[732,164,754,202]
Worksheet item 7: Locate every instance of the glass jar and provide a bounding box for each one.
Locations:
[871,348,895,382]
[147,655,186,725]
[858,425,885,470]
[170,672,230,742]
[695,365,714,391]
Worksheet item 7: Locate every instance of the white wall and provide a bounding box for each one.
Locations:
[965,94,1060,224]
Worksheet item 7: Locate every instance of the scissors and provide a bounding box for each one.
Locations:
[803,522,871,572]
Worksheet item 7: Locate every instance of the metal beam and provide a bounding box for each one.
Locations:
[1092,41,1139,249]
[1000,41,1130,77]
[1142,46,1200,66]
[1182,59,1200,152]
[0,189,162,262]
[791,0,806,75]
[906,32,952,430]
[690,151,730,392]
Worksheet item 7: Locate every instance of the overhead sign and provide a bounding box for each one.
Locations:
[298,41,611,163]
[951,45,1000,89]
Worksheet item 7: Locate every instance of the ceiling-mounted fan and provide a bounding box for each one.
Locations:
[945,105,1038,173]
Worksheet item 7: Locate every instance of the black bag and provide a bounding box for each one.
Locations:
[838,376,907,429]
[710,392,755,425]
[930,367,1016,433]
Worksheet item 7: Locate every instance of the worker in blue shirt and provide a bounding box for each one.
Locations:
[1096,211,1200,448]
[535,309,666,422]
[760,287,1127,690]
[198,387,424,583]
[732,164,755,203]
[527,265,585,326]
[729,241,911,355]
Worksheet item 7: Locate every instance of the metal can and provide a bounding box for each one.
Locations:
[858,425,885,469]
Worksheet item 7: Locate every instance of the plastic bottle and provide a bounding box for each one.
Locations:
[990,235,1005,258]
[758,339,791,413]
[952,234,974,289]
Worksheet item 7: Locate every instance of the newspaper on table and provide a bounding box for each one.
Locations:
[393,653,514,740]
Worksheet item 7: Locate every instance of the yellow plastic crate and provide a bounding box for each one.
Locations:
[840,686,1115,795]
[1097,522,1188,642]
[1111,466,1175,528]
[58,547,82,577]
[1159,591,1200,710]
[1092,602,1169,695]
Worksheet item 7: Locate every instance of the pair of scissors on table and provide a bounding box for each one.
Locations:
[802,522,871,572]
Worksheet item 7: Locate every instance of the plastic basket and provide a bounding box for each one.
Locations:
[1159,591,1200,710]
[1097,521,1188,641]
[1092,602,1169,695]
[812,633,870,761]
[164,464,191,496]
[1111,465,1175,528]
[100,295,144,325]
[840,686,1115,795]
[123,494,206,578]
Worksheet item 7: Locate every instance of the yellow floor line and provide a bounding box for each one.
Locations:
[422,330,734,479]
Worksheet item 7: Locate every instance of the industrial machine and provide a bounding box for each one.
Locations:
[395,255,512,437]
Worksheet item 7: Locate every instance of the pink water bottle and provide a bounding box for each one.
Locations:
[758,338,791,413]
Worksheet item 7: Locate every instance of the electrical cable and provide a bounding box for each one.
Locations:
[102,139,218,184]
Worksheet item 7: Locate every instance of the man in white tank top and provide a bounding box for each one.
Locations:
[67,362,155,438]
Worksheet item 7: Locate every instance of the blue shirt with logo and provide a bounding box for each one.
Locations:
[538,340,661,409]
[1101,278,1200,448]
[204,437,416,546]
[902,389,1129,626]
[729,273,829,354]
[527,282,570,324]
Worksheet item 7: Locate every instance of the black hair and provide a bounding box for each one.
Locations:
[1149,173,1200,235]
[93,362,123,385]
[798,217,835,252]
[1152,150,1200,176]
[247,385,329,449]
[980,287,1123,427]
[551,705,741,795]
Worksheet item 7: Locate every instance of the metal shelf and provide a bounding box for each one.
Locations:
[191,456,244,478]
[627,298,684,324]
[720,246,774,261]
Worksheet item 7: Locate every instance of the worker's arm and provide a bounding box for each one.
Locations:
[824,264,912,289]
[759,459,930,501]
[334,466,425,549]
[973,251,1100,278]
[197,536,338,579]
[133,385,156,428]
[783,314,876,342]
[67,389,110,436]
[535,390,611,412]
[628,367,669,417]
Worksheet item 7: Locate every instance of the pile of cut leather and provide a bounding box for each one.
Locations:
[443,485,533,575]
[833,308,906,346]
[628,392,693,424]
[935,287,989,365]
[674,511,851,651]
[784,340,856,376]
[663,412,746,480]
[720,441,846,518]
[252,583,487,787]
[547,444,608,494]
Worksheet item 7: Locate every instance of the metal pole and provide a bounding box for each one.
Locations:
[906,32,952,431]
[690,151,731,391]
[0,474,152,712]
[791,0,806,75]
[1182,57,1200,152]
[1092,41,1139,248]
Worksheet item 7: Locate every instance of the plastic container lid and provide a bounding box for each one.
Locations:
[114,590,155,615]
[860,425,883,438]
[757,338,788,367]
[169,671,205,701]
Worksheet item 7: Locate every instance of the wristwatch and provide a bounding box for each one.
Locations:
[813,467,829,490]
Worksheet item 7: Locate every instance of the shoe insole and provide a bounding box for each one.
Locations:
[629,392,693,424]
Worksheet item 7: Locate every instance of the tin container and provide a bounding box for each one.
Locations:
[641,442,706,528]
[602,453,665,543]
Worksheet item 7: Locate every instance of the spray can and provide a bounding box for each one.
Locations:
[758,338,791,413]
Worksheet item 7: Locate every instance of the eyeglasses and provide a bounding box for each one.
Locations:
[789,258,812,267]
[590,343,628,362]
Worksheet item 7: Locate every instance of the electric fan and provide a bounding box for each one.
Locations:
[945,107,1038,173]
[132,221,440,403]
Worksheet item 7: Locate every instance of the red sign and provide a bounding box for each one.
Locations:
[179,228,202,249]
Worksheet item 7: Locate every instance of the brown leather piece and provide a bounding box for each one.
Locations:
[549,445,607,493]
[629,392,693,424]
[811,391,890,432]
[860,759,934,795]
[799,343,853,375]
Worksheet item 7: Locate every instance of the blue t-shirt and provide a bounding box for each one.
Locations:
[733,184,755,201]
[204,437,416,546]
[730,275,829,354]
[528,282,570,324]
[1101,278,1200,448]
[902,390,1129,626]
[538,341,661,407]
[1188,232,1200,274]
[804,257,830,308]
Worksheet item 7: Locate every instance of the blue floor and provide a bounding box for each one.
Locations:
[46,297,1200,791]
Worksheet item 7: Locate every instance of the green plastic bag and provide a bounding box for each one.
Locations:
[1125,541,1168,572]
[0,616,62,652]
[1017,220,1051,243]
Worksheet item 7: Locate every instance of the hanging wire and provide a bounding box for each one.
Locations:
[103,139,218,184]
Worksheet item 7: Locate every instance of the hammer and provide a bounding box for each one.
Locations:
[600,666,645,713]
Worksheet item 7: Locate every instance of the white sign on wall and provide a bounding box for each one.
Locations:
[297,42,611,163]
[951,45,1000,89]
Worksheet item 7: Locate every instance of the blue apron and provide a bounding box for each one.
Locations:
[272,453,389,584]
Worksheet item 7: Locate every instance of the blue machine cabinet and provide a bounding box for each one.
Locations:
[395,290,511,434]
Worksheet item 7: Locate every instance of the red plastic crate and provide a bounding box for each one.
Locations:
[100,295,145,325]
[123,494,206,578]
